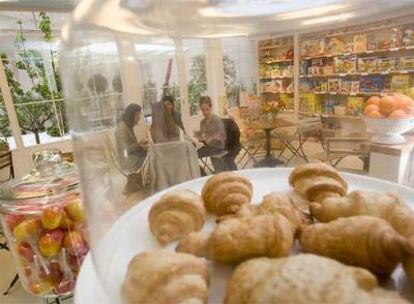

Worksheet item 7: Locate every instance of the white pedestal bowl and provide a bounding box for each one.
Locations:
[364,117,414,145]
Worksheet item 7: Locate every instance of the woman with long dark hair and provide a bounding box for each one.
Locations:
[151,95,185,143]
[115,103,147,172]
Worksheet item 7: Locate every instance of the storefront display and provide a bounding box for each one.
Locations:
[0,150,87,297]
[258,37,294,109]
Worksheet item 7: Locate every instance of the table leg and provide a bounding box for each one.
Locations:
[254,129,284,167]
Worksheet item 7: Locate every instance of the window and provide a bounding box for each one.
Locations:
[0,90,14,150]
[139,57,180,115]
[183,39,206,115]
[0,11,70,147]
[221,37,258,108]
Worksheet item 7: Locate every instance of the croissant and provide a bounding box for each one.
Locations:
[300,216,414,275]
[201,172,253,215]
[148,189,206,245]
[122,251,209,304]
[224,254,409,304]
[177,214,294,263]
[289,163,347,202]
[310,190,414,282]
[217,192,310,235]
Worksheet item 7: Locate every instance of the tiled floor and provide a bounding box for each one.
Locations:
[0,141,363,304]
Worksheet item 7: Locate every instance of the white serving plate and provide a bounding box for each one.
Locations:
[75,168,414,303]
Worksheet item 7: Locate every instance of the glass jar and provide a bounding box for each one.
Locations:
[59,1,414,302]
[0,150,88,297]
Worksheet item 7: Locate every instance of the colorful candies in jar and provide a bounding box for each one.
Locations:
[0,150,88,297]
[1,192,88,296]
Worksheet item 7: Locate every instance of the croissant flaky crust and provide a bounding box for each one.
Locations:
[176,214,294,263]
[224,254,409,304]
[201,172,253,215]
[148,189,206,245]
[310,190,414,282]
[300,216,414,275]
[122,251,209,304]
[217,192,310,235]
[289,163,348,202]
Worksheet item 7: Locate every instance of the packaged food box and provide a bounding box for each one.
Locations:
[377,58,396,71]
[396,56,414,70]
[351,81,360,93]
[320,82,329,92]
[341,81,352,92]
[391,75,410,92]
[323,66,334,75]
[360,76,383,92]
[357,57,377,73]
[299,93,322,114]
[301,38,326,57]
[325,37,348,56]
[300,60,309,75]
[334,55,357,74]
[328,78,341,92]
[354,34,367,53]
[347,96,365,116]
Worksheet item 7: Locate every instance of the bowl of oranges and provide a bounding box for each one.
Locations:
[363,93,414,145]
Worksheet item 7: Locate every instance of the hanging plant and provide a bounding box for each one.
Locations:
[38,12,52,41]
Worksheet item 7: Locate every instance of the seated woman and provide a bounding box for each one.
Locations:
[151,95,185,143]
[197,96,227,173]
[115,103,147,173]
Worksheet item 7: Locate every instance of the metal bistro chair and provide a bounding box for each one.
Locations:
[313,137,370,173]
[272,116,322,165]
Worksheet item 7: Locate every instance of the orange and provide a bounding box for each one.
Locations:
[367,96,380,106]
[389,109,409,119]
[363,104,380,116]
[378,95,397,114]
[393,93,414,113]
[366,110,384,118]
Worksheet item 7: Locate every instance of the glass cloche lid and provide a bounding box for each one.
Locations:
[0,150,79,214]
[64,0,414,40]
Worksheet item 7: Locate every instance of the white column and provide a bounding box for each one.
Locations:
[204,39,225,115]
[0,58,24,150]
[174,39,191,131]
[293,33,300,120]
[116,33,142,106]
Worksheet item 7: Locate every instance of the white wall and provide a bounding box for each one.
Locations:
[11,139,73,177]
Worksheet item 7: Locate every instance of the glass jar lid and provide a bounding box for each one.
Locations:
[0,150,79,214]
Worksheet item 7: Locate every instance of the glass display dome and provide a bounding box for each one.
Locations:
[60,0,414,303]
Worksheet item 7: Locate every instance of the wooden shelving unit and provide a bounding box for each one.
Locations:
[254,17,414,120]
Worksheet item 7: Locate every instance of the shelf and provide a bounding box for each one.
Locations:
[301,45,414,60]
[261,90,293,94]
[259,45,293,51]
[301,91,385,96]
[300,70,414,78]
[261,59,293,64]
[260,76,293,81]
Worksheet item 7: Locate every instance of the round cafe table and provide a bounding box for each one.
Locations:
[246,118,296,167]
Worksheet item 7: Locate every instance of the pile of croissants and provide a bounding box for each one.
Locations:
[122,163,414,304]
